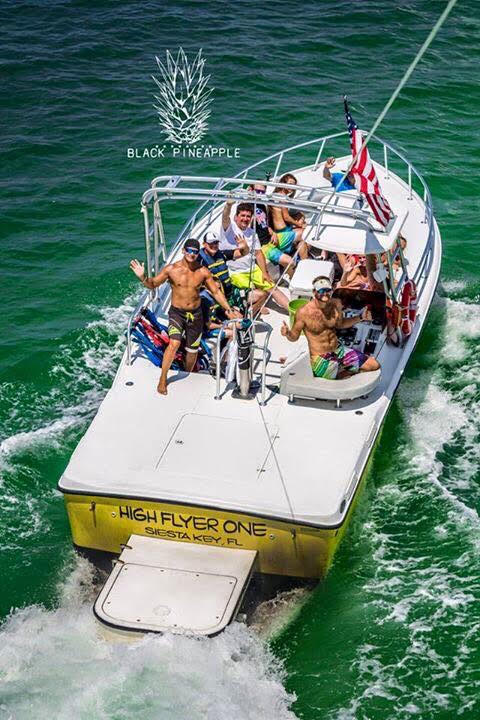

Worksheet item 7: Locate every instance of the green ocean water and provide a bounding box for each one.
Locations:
[1,1,479,718]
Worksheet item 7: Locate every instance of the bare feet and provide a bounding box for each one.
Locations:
[157,380,168,395]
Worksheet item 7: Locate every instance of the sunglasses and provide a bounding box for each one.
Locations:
[206,240,220,246]
[185,248,199,255]
[314,288,332,295]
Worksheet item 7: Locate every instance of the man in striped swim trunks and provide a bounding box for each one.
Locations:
[280,276,380,379]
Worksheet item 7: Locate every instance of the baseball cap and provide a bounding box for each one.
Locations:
[183,238,200,252]
[203,231,219,244]
[313,276,333,293]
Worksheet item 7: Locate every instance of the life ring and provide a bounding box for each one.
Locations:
[386,279,417,346]
[400,279,417,339]
[386,299,403,346]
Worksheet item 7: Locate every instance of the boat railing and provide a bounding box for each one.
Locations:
[140,174,384,296]
[127,129,435,364]
[228,131,435,297]
[145,129,434,280]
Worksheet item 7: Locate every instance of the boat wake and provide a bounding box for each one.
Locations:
[0,288,304,719]
[0,293,137,550]
[250,587,311,640]
[0,556,297,720]
[0,294,136,471]
[328,287,480,719]
[2,281,479,719]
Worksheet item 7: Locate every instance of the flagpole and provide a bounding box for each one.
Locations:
[319,0,458,226]
[255,0,458,319]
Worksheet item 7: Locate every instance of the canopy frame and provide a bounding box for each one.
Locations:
[126,130,435,365]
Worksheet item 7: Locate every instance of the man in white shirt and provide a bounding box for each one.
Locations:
[221,200,289,314]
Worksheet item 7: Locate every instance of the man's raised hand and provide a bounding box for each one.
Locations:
[234,233,247,246]
[281,321,289,337]
[130,259,145,279]
[325,156,336,169]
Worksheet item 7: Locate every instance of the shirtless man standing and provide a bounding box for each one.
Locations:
[281,276,380,379]
[130,238,240,395]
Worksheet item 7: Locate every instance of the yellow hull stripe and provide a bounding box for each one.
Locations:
[63,429,383,579]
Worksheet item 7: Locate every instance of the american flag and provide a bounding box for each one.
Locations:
[344,97,392,227]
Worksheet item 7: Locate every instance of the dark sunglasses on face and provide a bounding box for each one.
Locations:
[185,249,199,256]
[207,241,219,246]
[315,288,332,295]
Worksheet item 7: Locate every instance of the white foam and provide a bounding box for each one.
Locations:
[403,383,478,522]
[337,294,480,719]
[0,388,102,466]
[1,414,82,457]
[441,297,480,362]
[0,294,137,468]
[0,491,50,550]
[397,293,480,524]
[441,279,467,293]
[0,560,297,720]
[85,293,137,333]
[401,381,466,476]
[249,587,311,640]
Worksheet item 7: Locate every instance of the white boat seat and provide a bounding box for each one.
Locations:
[279,351,381,402]
[290,259,334,300]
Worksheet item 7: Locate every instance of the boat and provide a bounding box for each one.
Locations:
[58,129,441,637]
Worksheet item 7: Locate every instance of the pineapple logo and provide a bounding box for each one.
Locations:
[152,48,214,145]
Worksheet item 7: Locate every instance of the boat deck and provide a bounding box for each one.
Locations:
[59,158,439,527]
[62,315,392,525]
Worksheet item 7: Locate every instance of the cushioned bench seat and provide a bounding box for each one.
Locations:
[279,351,381,403]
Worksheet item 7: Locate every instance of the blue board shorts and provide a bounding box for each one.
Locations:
[262,226,296,264]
